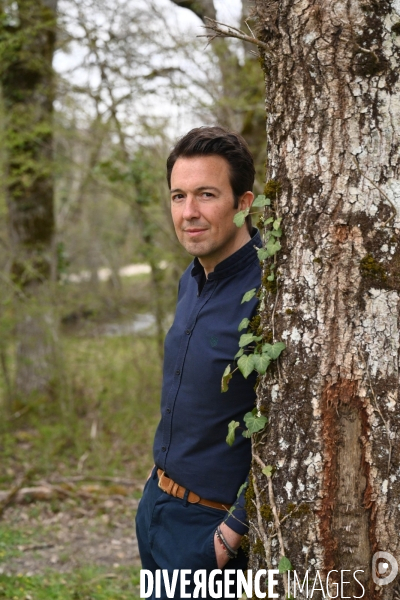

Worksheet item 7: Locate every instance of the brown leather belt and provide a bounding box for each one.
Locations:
[157,469,231,512]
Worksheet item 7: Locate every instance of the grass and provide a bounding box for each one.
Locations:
[0,280,167,599]
[0,332,162,484]
[0,566,142,600]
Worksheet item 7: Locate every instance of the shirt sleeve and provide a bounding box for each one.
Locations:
[223,476,249,536]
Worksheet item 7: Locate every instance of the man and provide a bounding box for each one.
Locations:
[135,126,262,597]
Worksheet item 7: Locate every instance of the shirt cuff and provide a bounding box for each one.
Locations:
[223,477,249,536]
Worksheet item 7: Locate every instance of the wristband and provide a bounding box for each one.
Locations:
[215,526,238,560]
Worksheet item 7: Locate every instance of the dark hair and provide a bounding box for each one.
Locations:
[166,126,255,231]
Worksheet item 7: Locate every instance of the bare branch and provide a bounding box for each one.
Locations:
[200,17,271,54]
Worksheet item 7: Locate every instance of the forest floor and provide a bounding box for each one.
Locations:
[0,491,143,599]
[0,287,166,599]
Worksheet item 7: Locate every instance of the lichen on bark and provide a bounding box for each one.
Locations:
[251,0,400,597]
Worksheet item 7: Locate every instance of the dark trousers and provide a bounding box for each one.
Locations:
[135,467,248,599]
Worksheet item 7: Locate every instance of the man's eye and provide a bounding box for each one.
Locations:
[202,192,214,198]
[172,194,184,202]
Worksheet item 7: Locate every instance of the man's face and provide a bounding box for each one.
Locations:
[170,155,253,274]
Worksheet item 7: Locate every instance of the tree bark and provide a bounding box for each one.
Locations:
[1,0,58,399]
[250,1,400,598]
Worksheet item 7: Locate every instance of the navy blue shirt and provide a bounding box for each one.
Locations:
[153,229,262,535]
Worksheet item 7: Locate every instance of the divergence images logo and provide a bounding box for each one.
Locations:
[372,552,398,586]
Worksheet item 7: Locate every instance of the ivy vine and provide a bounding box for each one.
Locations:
[222,194,285,444]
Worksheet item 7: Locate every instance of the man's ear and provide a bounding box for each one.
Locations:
[238,191,254,212]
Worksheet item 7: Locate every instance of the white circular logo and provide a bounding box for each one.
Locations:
[372,551,398,586]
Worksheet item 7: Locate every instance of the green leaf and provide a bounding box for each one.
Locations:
[242,430,251,438]
[243,411,268,434]
[253,353,271,375]
[262,465,273,477]
[257,247,270,261]
[262,343,272,354]
[278,556,292,574]
[226,420,240,446]
[273,218,282,230]
[267,342,286,360]
[266,239,281,256]
[237,354,255,378]
[221,364,233,393]
[236,481,248,498]
[241,288,257,303]
[234,348,244,359]
[252,195,271,208]
[265,217,274,225]
[238,333,260,348]
[267,273,275,282]
[238,318,250,332]
[233,208,250,227]
[270,228,282,238]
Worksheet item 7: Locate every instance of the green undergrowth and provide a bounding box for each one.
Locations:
[0,566,141,600]
[0,332,161,485]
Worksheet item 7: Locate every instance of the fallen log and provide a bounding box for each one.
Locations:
[0,481,132,508]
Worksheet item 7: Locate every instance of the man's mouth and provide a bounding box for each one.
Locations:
[183,228,208,237]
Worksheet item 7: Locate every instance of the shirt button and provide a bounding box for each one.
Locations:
[175,369,180,375]
[166,408,171,414]
[162,446,166,452]
[185,329,191,335]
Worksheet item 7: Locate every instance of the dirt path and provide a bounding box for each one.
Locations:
[0,496,141,576]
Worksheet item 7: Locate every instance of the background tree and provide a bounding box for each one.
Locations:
[240,1,400,597]
[0,0,58,401]
[170,0,266,186]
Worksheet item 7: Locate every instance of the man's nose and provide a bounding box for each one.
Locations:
[182,195,200,220]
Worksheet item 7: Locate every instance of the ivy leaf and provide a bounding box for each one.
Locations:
[267,272,275,282]
[221,364,233,393]
[237,354,255,378]
[233,208,250,227]
[278,556,292,574]
[242,430,251,438]
[257,247,270,261]
[268,342,286,360]
[266,239,281,256]
[238,318,250,332]
[234,348,244,360]
[262,465,273,477]
[273,218,282,230]
[239,333,261,348]
[265,217,274,225]
[237,481,248,498]
[252,195,271,208]
[270,229,282,238]
[243,411,268,434]
[253,353,271,375]
[262,343,272,354]
[226,420,240,446]
[241,288,257,303]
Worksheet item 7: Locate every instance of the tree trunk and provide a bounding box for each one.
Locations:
[250,1,400,598]
[1,0,58,399]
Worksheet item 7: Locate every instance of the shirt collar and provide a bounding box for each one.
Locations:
[191,228,262,281]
